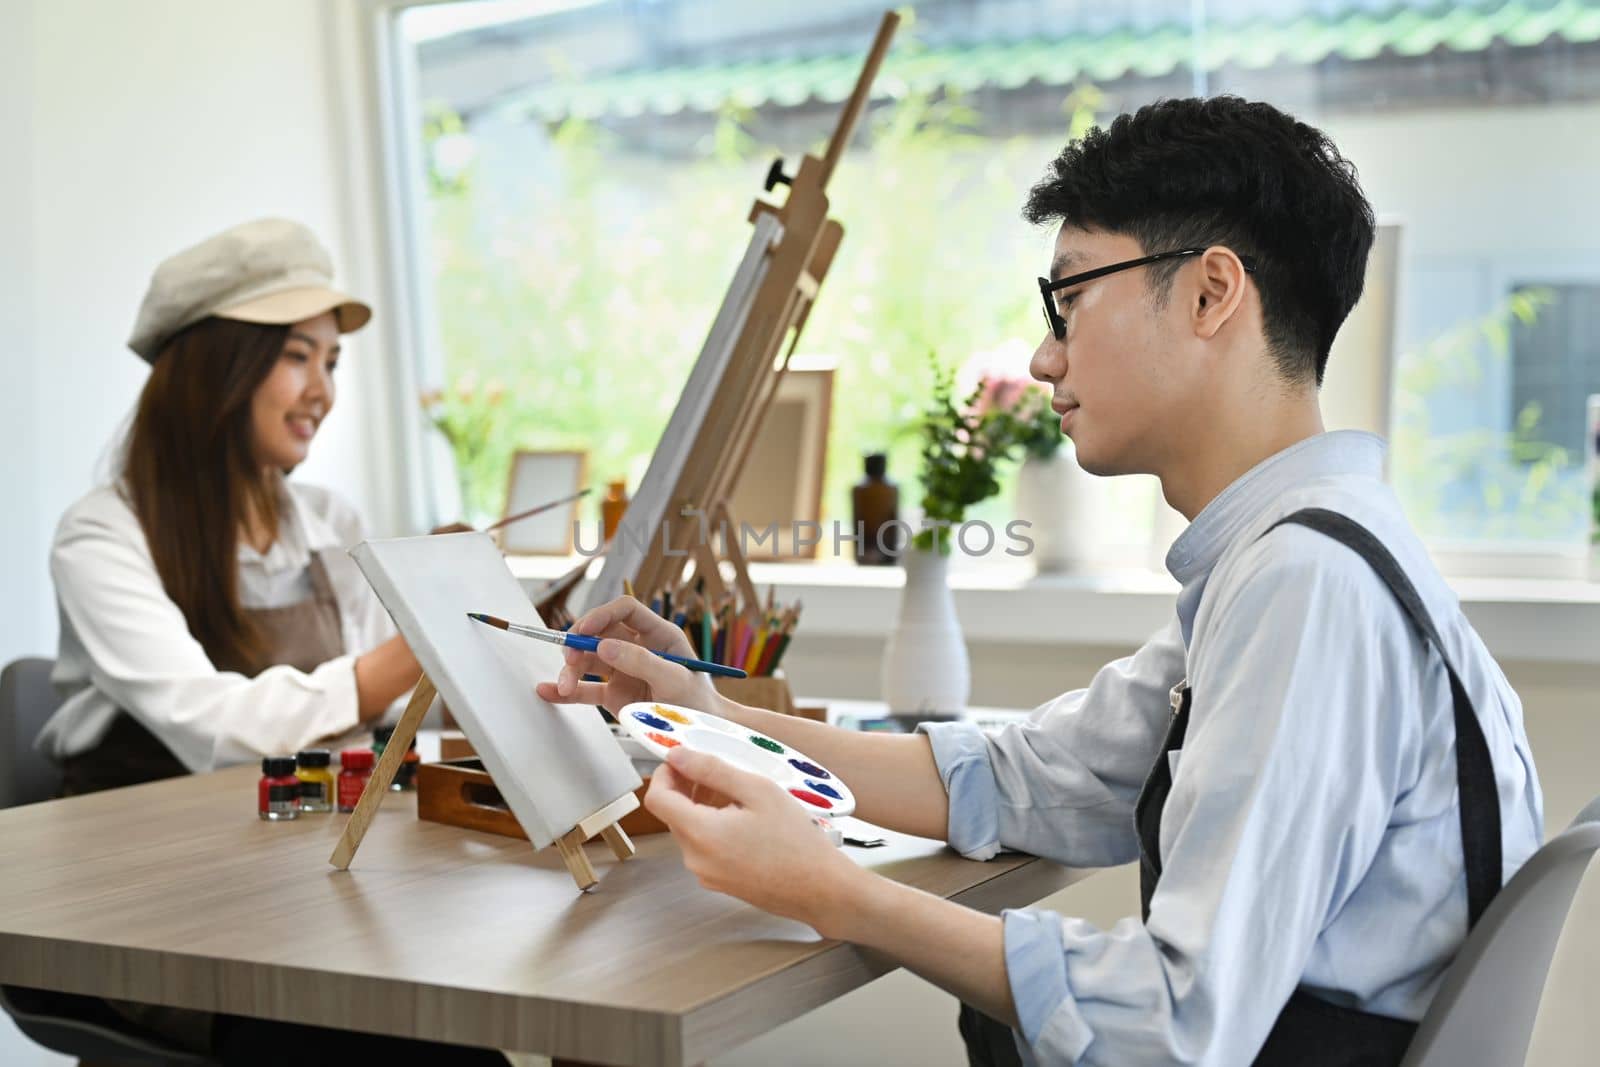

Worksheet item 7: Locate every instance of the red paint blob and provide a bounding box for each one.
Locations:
[648,731,681,748]
[789,788,833,810]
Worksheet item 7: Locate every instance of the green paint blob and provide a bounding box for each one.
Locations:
[750,735,784,754]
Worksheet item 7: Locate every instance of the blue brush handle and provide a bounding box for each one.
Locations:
[559,632,748,679]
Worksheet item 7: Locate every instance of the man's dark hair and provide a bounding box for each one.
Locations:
[1023,96,1375,386]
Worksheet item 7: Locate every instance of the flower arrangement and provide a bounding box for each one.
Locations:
[1005,385,1064,461]
[419,373,507,523]
[912,352,1057,553]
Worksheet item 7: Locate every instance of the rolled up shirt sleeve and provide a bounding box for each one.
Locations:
[919,618,1186,868]
[993,533,1412,1065]
[50,501,364,771]
[921,720,1005,859]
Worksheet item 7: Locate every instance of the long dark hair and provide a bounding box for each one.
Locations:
[121,317,288,670]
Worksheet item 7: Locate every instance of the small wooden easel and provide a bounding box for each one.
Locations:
[328,673,637,890]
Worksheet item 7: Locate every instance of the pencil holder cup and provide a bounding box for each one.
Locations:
[713,671,797,717]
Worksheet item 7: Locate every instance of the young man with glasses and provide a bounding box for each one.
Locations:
[540,96,1544,1065]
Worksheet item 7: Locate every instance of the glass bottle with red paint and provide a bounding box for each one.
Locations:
[337,748,375,813]
[258,756,300,821]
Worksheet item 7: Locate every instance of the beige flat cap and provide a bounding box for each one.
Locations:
[128,217,372,362]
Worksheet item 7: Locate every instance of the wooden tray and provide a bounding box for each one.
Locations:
[416,758,667,839]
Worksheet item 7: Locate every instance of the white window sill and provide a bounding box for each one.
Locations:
[506,556,1600,667]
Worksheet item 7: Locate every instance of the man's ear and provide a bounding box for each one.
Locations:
[1191,247,1250,340]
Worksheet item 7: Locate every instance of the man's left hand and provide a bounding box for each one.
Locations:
[644,746,866,936]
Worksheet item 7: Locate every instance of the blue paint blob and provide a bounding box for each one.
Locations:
[632,711,672,731]
[788,759,829,779]
[806,780,842,800]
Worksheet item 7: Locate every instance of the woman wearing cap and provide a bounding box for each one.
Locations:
[38,218,427,794]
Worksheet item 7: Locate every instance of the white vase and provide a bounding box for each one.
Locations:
[1013,448,1098,573]
[881,547,971,714]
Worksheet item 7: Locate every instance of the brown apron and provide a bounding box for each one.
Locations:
[59,552,347,795]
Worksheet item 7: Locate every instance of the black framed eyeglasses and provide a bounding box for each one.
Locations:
[1037,248,1258,341]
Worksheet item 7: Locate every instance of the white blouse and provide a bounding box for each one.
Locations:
[39,481,398,771]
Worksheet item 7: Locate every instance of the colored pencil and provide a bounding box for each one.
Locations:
[744,630,768,676]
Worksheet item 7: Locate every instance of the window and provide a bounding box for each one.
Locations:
[1513,283,1600,463]
[385,0,1600,573]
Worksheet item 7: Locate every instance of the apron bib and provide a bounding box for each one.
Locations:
[59,552,347,796]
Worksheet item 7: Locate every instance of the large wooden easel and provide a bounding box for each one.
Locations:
[589,11,900,622]
[332,15,900,891]
[329,673,636,890]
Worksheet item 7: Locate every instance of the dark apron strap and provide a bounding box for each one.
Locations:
[1137,507,1502,925]
[1135,684,1191,916]
[955,508,1506,1067]
[1263,508,1503,926]
[1127,507,1504,1066]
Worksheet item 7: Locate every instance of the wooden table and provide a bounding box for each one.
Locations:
[0,763,1080,1066]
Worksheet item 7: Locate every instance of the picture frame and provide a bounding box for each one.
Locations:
[500,449,588,555]
[728,360,834,560]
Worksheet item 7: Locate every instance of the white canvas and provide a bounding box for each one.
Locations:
[351,533,641,849]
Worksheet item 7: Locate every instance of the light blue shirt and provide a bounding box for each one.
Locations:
[921,431,1544,1066]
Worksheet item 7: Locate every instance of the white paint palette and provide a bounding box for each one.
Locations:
[617,701,855,819]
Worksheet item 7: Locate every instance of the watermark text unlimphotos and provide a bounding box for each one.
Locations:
[572,511,1036,559]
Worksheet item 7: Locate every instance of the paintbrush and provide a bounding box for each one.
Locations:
[467,613,748,678]
[480,488,592,534]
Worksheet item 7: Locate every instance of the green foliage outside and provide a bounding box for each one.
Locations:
[416,66,1099,530]
[416,70,1584,546]
[420,110,756,523]
[418,378,506,523]
[1390,288,1585,542]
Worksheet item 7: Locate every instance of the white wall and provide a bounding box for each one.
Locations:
[0,0,414,671]
[1326,104,1600,266]
[0,2,410,1060]
[0,1,44,683]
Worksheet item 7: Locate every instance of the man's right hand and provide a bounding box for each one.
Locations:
[533,596,726,717]
[540,600,953,844]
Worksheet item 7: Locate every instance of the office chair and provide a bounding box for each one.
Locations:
[1401,801,1600,1066]
[0,657,218,1065]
